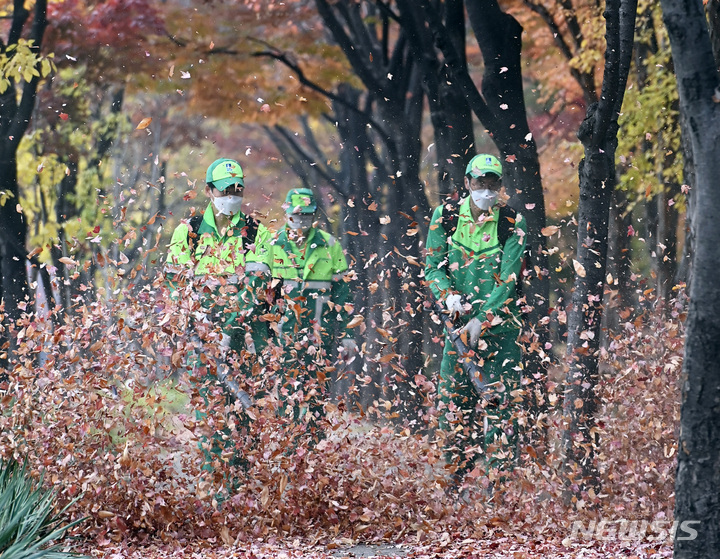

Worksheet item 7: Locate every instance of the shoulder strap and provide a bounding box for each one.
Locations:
[275,230,293,254]
[243,214,259,244]
[188,214,203,237]
[185,214,204,249]
[496,205,531,301]
[440,197,460,238]
[497,205,517,248]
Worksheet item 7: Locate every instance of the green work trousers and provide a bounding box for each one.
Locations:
[438,330,522,480]
[277,322,331,441]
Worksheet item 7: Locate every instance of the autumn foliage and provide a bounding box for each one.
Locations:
[0,267,682,552]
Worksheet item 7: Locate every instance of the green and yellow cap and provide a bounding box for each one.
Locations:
[206,158,245,191]
[465,154,503,179]
[284,188,317,215]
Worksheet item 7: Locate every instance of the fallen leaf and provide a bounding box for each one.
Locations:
[573,259,586,278]
[136,117,152,130]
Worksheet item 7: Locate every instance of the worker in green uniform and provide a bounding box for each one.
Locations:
[166,157,274,356]
[165,157,275,473]
[424,153,527,487]
[271,188,357,435]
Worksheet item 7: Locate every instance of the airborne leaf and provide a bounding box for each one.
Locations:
[136,117,152,130]
[573,259,586,278]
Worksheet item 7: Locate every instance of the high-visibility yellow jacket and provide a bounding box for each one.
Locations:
[424,198,527,335]
[165,203,274,351]
[271,227,351,340]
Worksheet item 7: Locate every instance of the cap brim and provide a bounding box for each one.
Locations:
[287,206,317,215]
[469,170,502,179]
[213,176,245,191]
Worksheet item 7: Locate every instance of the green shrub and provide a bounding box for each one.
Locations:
[0,459,87,559]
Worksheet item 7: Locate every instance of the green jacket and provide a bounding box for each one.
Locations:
[271,227,352,340]
[424,198,527,335]
[165,203,274,351]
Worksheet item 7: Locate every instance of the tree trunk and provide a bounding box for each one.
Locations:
[0,151,28,360]
[675,110,696,288]
[562,0,638,491]
[605,187,634,333]
[647,183,680,306]
[659,0,720,555]
[332,85,382,409]
[52,158,79,313]
[399,0,474,199]
[707,0,720,67]
[563,146,614,485]
[0,0,48,364]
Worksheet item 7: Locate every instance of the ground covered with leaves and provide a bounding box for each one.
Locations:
[0,281,683,558]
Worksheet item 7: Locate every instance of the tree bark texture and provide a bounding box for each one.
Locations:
[659,0,720,556]
[707,0,720,68]
[676,110,696,288]
[563,0,638,488]
[604,187,634,333]
[0,0,48,363]
[646,185,680,306]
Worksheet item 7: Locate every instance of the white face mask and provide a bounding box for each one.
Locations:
[287,214,315,231]
[470,189,498,211]
[212,195,243,216]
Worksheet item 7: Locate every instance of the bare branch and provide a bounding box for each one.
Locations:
[250,46,390,140]
[523,0,598,103]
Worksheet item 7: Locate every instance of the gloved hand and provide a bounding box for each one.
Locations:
[456,317,483,347]
[338,338,359,364]
[445,293,467,318]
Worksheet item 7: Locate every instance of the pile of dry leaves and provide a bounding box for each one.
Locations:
[0,280,683,557]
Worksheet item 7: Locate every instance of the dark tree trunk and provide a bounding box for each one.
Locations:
[398,0,475,198]
[0,152,28,344]
[563,144,614,484]
[334,87,384,409]
[708,0,720,67]
[659,0,720,556]
[52,158,79,313]
[675,110,696,288]
[0,0,48,364]
[605,187,634,332]
[562,0,638,489]
[646,182,680,306]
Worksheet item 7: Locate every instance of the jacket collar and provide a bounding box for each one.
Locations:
[277,227,322,252]
[203,202,243,235]
[459,197,499,226]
